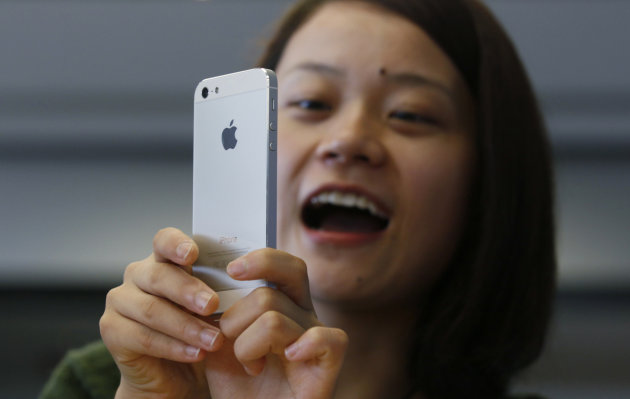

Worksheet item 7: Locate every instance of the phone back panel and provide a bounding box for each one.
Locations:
[192,69,277,306]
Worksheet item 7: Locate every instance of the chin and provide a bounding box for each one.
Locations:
[305,259,383,304]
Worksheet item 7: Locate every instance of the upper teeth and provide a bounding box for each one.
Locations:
[310,191,387,219]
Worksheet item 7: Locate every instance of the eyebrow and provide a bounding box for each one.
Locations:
[284,62,346,77]
[284,62,455,99]
[383,71,455,100]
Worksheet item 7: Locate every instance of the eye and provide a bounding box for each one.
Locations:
[388,110,438,125]
[289,99,332,112]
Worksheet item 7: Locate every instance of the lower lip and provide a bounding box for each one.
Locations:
[302,226,385,247]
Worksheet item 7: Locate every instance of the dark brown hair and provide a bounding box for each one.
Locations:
[257,1,556,398]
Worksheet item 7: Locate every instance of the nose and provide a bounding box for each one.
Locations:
[315,105,386,167]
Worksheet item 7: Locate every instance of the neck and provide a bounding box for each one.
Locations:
[314,300,423,399]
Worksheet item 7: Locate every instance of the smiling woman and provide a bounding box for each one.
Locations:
[273,1,476,314]
[40,1,554,399]
[260,2,553,398]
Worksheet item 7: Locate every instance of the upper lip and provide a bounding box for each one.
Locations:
[301,183,392,220]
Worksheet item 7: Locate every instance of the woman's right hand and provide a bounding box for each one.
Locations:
[100,227,224,399]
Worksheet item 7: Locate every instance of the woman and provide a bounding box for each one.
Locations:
[40,0,555,398]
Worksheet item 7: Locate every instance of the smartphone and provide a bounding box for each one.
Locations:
[192,68,277,314]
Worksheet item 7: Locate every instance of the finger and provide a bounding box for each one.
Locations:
[233,311,305,376]
[226,248,313,310]
[124,259,219,316]
[283,327,349,399]
[100,310,205,364]
[152,227,199,267]
[284,327,348,368]
[220,286,319,340]
[106,285,224,353]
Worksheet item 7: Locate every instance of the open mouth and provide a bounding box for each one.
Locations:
[301,190,390,233]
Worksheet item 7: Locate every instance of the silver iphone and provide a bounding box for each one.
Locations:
[192,68,277,314]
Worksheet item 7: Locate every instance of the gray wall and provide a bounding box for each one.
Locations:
[1,1,629,398]
[1,0,628,289]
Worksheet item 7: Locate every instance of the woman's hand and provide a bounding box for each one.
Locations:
[204,249,348,399]
[100,226,348,399]
[99,227,224,399]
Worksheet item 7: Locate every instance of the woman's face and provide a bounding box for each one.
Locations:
[275,2,475,309]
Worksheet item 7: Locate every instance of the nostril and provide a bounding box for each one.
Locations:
[321,150,372,165]
[322,151,347,163]
[354,154,370,163]
[316,137,385,166]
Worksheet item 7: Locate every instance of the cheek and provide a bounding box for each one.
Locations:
[276,119,306,196]
[276,132,296,228]
[409,156,470,211]
[397,139,474,261]
[276,119,317,237]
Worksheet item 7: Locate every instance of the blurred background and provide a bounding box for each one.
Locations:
[1,0,628,398]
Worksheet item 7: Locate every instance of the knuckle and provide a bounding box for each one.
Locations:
[98,313,112,337]
[141,297,160,322]
[260,310,285,331]
[123,260,143,281]
[184,275,206,294]
[254,247,273,260]
[292,257,308,275]
[326,328,349,354]
[232,336,247,359]
[104,285,124,307]
[220,323,237,341]
[307,326,327,343]
[145,263,165,288]
[332,328,349,347]
[154,227,171,242]
[98,314,122,354]
[180,319,199,340]
[261,248,276,265]
[104,287,115,307]
[218,313,239,340]
[170,342,187,361]
[139,327,156,352]
[310,326,348,348]
[153,227,179,250]
[252,287,278,312]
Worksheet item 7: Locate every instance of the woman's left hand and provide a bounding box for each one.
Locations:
[203,248,348,399]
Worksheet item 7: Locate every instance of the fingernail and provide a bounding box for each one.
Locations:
[185,345,200,358]
[226,260,246,278]
[195,291,214,311]
[200,328,219,349]
[285,342,300,359]
[176,242,193,260]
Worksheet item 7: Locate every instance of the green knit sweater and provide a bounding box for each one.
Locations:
[39,341,120,399]
[38,341,547,399]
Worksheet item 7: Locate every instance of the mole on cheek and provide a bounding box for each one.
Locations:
[378,67,387,76]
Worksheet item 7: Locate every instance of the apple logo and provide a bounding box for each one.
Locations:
[221,119,237,150]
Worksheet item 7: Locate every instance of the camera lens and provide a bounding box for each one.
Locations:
[215,87,219,94]
[202,87,209,98]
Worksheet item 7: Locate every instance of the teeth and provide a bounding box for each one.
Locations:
[310,191,387,219]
